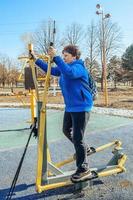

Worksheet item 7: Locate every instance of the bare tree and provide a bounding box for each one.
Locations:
[85,21,100,77]
[85,57,101,82]
[0,54,20,90]
[97,19,122,90]
[98,19,122,61]
[32,19,58,54]
[0,55,8,87]
[6,57,12,87]
[61,23,83,46]
[9,67,20,87]
[0,64,7,87]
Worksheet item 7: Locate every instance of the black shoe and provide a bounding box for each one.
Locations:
[87,147,96,156]
[71,169,92,183]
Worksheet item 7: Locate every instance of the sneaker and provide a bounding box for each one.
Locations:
[87,147,96,156]
[71,169,92,183]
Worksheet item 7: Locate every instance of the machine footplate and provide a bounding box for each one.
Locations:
[71,171,98,183]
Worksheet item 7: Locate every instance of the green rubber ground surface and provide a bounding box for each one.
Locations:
[0,108,132,150]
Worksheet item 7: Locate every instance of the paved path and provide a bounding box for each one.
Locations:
[0,109,133,199]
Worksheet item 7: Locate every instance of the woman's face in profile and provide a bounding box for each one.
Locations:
[63,52,76,63]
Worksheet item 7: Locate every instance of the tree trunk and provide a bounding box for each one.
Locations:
[114,73,117,89]
[131,79,133,87]
[101,69,104,91]
[114,80,117,89]
[2,81,5,88]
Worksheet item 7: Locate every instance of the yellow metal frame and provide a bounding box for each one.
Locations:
[20,44,127,193]
[18,45,49,122]
[36,55,51,190]
[36,139,127,193]
[34,56,127,193]
[55,140,122,168]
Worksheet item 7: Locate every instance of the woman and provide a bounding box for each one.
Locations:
[31,45,93,182]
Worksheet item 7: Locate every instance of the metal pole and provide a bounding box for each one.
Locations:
[28,44,37,122]
[52,20,56,97]
[102,11,109,106]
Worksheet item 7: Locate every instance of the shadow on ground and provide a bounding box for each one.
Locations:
[0,180,104,200]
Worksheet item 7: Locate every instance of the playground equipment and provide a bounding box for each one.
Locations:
[6,44,127,199]
[24,44,127,193]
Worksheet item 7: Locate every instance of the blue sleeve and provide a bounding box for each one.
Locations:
[53,56,85,79]
[35,59,61,76]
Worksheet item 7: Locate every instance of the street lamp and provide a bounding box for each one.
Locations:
[96,4,111,106]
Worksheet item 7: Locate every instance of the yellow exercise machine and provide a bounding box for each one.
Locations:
[22,44,127,193]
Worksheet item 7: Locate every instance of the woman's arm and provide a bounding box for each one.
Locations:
[35,59,61,76]
[53,56,84,78]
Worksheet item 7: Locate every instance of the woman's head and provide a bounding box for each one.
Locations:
[62,45,81,63]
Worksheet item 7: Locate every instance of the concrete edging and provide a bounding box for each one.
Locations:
[0,103,132,118]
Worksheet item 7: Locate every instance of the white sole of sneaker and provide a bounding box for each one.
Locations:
[71,172,92,183]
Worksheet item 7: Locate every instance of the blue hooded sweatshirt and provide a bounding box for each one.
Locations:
[35,56,93,112]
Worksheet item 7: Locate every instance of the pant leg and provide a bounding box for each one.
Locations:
[71,111,90,171]
[62,111,73,142]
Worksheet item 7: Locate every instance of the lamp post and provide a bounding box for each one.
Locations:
[96,4,111,106]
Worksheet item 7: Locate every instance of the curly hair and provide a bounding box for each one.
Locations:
[62,45,81,59]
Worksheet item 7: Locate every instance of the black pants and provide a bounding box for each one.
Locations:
[63,111,90,172]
